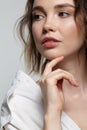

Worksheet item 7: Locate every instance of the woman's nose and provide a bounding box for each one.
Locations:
[43,16,57,33]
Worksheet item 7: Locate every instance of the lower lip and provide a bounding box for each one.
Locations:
[42,41,59,48]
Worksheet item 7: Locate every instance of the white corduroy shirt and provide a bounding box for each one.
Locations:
[0,71,80,130]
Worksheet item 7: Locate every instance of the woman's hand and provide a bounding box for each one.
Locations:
[39,56,78,112]
[38,56,78,130]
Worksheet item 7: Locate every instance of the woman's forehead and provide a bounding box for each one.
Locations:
[33,0,75,7]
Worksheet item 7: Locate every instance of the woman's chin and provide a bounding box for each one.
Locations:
[44,54,64,60]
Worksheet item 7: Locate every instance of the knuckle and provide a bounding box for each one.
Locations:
[57,69,73,80]
[66,72,73,78]
[39,76,52,87]
[46,62,51,68]
[58,69,63,73]
[70,74,75,80]
[45,78,51,85]
[40,76,50,84]
[40,77,45,84]
[58,69,71,76]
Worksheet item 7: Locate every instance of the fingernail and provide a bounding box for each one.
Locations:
[73,81,79,87]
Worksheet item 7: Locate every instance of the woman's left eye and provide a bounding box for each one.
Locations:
[32,14,44,21]
[58,12,70,17]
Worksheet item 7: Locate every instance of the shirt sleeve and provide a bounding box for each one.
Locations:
[0,71,44,130]
[0,71,81,130]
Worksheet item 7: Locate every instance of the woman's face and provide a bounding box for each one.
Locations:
[32,0,85,60]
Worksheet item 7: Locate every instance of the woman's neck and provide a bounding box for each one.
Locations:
[54,51,87,89]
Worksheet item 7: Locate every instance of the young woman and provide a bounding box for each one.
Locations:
[1,0,87,130]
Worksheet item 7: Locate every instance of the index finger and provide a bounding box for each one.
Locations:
[43,56,64,76]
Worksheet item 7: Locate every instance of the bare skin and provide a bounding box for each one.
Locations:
[38,56,78,130]
[32,0,87,129]
[38,57,87,130]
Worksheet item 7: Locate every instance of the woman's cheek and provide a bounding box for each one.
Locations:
[32,23,43,40]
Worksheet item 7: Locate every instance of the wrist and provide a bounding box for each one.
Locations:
[43,111,62,130]
[44,103,62,115]
[44,110,61,122]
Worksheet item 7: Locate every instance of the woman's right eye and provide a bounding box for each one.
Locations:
[58,12,70,18]
[32,14,44,21]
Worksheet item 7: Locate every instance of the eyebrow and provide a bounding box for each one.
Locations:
[55,3,75,9]
[32,3,75,13]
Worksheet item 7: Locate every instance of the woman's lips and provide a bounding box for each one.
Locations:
[42,41,58,48]
[41,37,61,48]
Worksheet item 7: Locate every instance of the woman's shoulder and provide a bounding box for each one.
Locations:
[16,70,42,102]
[0,70,43,130]
[2,70,43,105]
[7,70,42,101]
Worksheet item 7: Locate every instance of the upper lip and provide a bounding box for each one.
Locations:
[42,37,61,44]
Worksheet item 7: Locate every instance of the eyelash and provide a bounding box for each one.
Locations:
[58,12,70,17]
[32,11,70,21]
[32,14,44,21]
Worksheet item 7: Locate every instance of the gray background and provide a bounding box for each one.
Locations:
[0,0,27,106]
